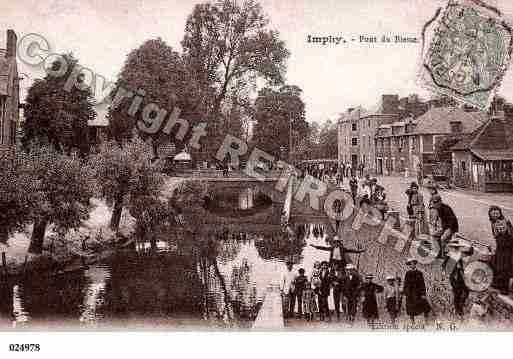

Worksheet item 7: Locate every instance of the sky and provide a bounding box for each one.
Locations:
[1,0,513,125]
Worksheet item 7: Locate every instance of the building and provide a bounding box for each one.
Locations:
[0,29,20,154]
[375,106,487,177]
[451,112,513,192]
[338,94,421,173]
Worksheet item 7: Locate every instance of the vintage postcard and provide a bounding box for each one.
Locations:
[1,0,513,354]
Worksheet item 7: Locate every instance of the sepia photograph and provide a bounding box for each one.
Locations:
[1,0,513,356]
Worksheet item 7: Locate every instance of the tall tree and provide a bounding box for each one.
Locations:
[22,53,96,156]
[107,38,201,154]
[252,85,308,160]
[182,0,290,147]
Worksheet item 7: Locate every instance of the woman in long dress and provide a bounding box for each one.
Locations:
[492,219,513,294]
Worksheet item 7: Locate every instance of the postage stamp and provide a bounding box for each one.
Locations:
[419,0,513,110]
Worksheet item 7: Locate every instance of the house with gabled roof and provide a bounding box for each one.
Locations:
[375,106,486,177]
[451,111,513,192]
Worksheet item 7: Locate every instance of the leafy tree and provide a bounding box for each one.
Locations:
[316,120,338,159]
[252,85,308,160]
[107,38,200,154]
[17,145,97,254]
[89,136,165,232]
[0,152,36,244]
[182,0,290,146]
[22,53,96,156]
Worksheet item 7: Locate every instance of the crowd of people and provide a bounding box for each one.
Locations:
[280,253,432,325]
[278,165,513,324]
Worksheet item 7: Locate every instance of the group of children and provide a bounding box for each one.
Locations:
[282,260,404,324]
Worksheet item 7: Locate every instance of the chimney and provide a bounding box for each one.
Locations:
[6,29,17,58]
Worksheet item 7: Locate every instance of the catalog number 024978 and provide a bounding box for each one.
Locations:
[9,344,41,352]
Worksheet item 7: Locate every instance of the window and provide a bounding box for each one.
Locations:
[450,121,462,134]
[368,120,371,128]
[351,138,358,146]
[423,135,434,152]
[351,123,357,131]
[461,161,466,172]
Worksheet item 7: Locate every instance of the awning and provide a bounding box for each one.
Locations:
[471,149,513,161]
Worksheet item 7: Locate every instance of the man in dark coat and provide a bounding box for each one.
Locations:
[403,258,430,323]
[431,194,459,259]
[361,274,384,324]
[343,263,361,322]
[447,239,472,317]
[310,236,365,270]
[349,175,358,205]
[330,266,347,321]
[318,261,332,321]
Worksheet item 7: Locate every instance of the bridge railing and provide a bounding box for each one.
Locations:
[172,169,284,179]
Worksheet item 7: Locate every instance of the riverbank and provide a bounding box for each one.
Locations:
[0,198,136,279]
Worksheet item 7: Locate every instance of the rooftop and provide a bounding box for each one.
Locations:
[414,107,487,135]
[451,114,513,160]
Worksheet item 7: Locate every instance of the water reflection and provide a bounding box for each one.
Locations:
[0,222,335,329]
[203,187,273,217]
[79,266,110,323]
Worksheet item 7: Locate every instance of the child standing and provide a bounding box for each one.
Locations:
[302,280,317,321]
[384,275,400,323]
[294,268,308,318]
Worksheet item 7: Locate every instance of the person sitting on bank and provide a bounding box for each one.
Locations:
[360,274,384,325]
[310,236,366,270]
[430,194,459,261]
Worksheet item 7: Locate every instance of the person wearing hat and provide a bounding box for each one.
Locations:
[447,238,472,317]
[430,194,459,260]
[318,261,332,321]
[417,162,423,188]
[360,274,384,324]
[310,236,365,271]
[405,182,427,236]
[372,184,388,220]
[330,265,347,321]
[343,263,361,322]
[403,258,430,323]
[280,260,297,318]
[384,275,401,323]
[491,219,513,294]
[349,174,359,205]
